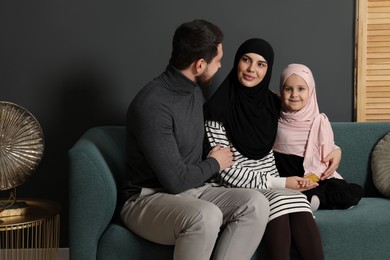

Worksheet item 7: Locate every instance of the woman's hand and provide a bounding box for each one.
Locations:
[321,148,342,180]
[286,176,319,191]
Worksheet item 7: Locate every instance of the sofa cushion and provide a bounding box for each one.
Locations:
[371,132,390,198]
[314,197,390,259]
[97,224,174,260]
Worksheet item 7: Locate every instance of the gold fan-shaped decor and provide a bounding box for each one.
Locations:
[0,101,44,217]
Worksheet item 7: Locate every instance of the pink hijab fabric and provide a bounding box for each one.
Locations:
[273,64,342,179]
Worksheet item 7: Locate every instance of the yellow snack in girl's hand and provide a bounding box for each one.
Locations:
[306,173,320,183]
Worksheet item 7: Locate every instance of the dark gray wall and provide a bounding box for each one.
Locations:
[0,0,355,247]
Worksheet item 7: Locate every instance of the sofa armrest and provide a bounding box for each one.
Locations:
[69,139,117,260]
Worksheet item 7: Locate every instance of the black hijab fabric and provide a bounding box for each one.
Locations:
[204,38,281,160]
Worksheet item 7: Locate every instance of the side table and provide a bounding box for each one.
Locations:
[0,199,61,260]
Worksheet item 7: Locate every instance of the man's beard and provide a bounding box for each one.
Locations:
[195,67,213,86]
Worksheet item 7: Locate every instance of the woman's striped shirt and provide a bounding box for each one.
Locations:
[205,120,312,220]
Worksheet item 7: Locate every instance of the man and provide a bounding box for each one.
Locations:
[121,19,270,260]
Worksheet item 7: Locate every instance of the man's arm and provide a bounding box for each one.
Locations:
[131,102,221,194]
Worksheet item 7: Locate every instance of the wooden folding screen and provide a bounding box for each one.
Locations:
[355,0,390,121]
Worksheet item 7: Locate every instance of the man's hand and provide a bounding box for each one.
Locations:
[208,144,234,171]
[321,148,342,180]
[286,176,319,191]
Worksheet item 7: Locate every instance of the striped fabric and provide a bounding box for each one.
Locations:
[205,120,312,221]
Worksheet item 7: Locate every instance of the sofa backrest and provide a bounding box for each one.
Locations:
[331,122,390,197]
[83,126,127,187]
[71,122,390,206]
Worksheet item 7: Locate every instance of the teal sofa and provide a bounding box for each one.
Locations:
[69,122,390,260]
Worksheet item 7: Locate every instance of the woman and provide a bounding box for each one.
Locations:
[203,38,339,259]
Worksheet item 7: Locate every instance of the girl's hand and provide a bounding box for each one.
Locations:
[286,176,319,191]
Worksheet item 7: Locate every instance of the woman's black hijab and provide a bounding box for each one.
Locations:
[204,38,281,160]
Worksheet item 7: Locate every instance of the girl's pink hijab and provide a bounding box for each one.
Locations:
[273,63,342,179]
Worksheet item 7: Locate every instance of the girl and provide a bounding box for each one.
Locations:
[273,63,364,211]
